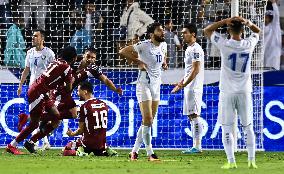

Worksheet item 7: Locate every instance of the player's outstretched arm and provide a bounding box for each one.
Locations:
[17,67,30,96]
[99,74,123,95]
[66,123,84,137]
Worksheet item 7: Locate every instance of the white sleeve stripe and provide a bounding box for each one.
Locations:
[29,94,45,112]
[64,66,71,76]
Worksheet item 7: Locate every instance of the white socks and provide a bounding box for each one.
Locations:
[222,125,236,163]
[43,136,49,144]
[32,129,39,146]
[191,121,196,147]
[191,117,203,150]
[132,125,143,153]
[132,125,154,156]
[142,125,154,156]
[243,124,256,162]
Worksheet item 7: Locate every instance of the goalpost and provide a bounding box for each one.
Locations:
[231,0,265,151]
[0,0,265,150]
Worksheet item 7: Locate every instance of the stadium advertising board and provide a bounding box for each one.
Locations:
[0,84,283,151]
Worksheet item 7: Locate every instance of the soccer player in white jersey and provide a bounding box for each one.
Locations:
[119,22,168,161]
[204,16,260,169]
[264,0,281,70]
[17,29,55,150]
[171,23,205,154]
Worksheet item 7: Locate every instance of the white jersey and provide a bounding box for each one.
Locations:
[210,32,259,93]
[184,42,204,93]
[264,3,281,70]
[25,47,55,86]
[133,40,167,84]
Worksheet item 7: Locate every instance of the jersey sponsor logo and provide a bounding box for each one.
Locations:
[91,103,105,109]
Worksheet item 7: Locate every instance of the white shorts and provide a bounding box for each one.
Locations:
[136,71,161,103]
[136,82,160,103]
[218,92,253,126]
[183,88,203,115]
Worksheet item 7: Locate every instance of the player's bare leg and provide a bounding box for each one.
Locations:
[139,100,160,161]
[24,105,60,153]
[7,113,40,155]
[8,113,40,154]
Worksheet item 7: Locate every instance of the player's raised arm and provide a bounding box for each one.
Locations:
[204,18,231,38]
[240,17,261,34]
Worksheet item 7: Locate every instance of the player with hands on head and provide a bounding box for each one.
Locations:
[204,16,261,169]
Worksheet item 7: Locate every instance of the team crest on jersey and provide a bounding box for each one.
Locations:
[42,55,47,60]
[136,41,143,46]
[194,53,199,59]
[214,35,220,42]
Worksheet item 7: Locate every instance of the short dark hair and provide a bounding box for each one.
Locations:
[183,23,198,38]
[79,81,93,94]
[34,29,46,39]
[147,22,162,34]
[85,46,97,54]
[229,19,244,34]
[61,46,77,63]
[165,19,172,26]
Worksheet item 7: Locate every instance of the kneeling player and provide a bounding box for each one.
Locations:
[64,81,117,156]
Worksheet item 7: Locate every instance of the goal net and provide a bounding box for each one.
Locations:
[0,0,265,150]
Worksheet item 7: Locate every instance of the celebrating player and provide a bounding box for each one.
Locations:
[6,46,77,155]
[20,47,122,153]
[63,81,117,157]
[119,22,167,161]
[17,29,55,150]
[204,16,260,169]
[171,23,205,154]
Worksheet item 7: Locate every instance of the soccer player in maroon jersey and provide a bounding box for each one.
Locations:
[20,47,123,152]
[63,81,117,156]
[6,46,77,155]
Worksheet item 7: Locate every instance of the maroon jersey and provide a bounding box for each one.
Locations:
[79,98,108,150]
[73,63,102,89]
[39,59,73,90]
[28,60,72,113]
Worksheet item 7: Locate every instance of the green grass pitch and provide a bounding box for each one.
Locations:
[1,149,284,174]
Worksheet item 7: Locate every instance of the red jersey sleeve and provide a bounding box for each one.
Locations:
[73,64,103,88]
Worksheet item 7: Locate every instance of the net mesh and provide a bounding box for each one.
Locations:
[0,0,265,150]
